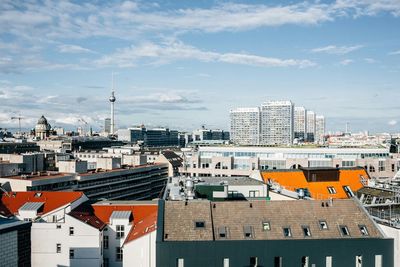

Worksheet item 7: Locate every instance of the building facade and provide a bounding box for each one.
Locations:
[260,101,294,145]
[229,107,260,145]
[294,106,307,141]
[118,127,179,147]
[180,146,400,180]
[157,199,393,267]
[315,115,326,144]
[307,111,316,143]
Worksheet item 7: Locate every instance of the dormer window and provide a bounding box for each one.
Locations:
[116,225,125,239]
[34,192,42,197]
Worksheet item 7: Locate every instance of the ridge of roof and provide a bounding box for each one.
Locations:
[0,191,84,216]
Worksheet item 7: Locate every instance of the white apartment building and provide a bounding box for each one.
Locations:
[294,106,307,141]
[229,107,260,145]
[0,192,159,267]
[261,101,294,145]
[315,115,326,144]
[306,110,316,142]
[180,146,400,180]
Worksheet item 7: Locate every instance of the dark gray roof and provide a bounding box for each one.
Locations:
[162,151,183,167]
[197,176,264,186]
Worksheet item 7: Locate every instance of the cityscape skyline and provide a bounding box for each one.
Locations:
[1,0,400,133]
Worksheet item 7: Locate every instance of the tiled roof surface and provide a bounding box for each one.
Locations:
[0,191,84,217]
[163,199,382,241]
[164,201,213,241]
[70,202,158,244]
[261,168,368,199]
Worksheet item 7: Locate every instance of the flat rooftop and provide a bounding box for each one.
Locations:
[197,176,264,186]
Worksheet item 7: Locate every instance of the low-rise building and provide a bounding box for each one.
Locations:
[157,199,393,266]
[0,163,169,201]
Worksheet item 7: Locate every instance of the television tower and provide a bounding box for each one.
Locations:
[109,72,116,134]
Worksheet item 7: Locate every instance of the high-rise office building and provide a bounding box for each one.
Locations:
[104,118,111,134]
[260,101,294,145]
[230,107,260,145]
[294,106,307,141]
[315,115,326,144]
[306,110,316,142]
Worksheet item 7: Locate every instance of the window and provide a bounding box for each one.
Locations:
[103,258,109,267]
[319,220,328,230]
[69,227,74,236]
[244,226,253,238]
[52,215,57,222]
[274,256,282,267]
[339,225,350,236]
[375,255,382,267]
[56,243,61,253]
[223,258,230,267]
[359,225,369,236]
[302,226,311,237]
[103,235,109,249]
[177,258,184,267]
[343,186,354,197]
[356,255,362,267]
[327,187,336,194]
[116,225,125,239]
[283,227,292,237]
[195,221,205,229]
[56,224,61,229]
[218,227,227,238]
[250,257,258,267]
[326,256,332,267]
[116,247,123,262]
[69,249,74,259]
[301,256,309,267]
[262,221,271,231]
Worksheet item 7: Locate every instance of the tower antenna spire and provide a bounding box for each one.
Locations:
[109,72,116,134]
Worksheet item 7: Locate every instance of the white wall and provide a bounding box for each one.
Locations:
[378,224,400,267]
[31,214,102,267]
[123,231,156,267]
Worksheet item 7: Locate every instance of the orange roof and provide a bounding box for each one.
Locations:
[71,203,158,244]
[0,191,85,217]
[261,168,368,200]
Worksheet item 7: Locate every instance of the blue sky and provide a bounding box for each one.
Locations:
[0,0,400,133]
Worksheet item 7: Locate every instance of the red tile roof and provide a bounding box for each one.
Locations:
[70,202,158,244]
[0,191,85,217]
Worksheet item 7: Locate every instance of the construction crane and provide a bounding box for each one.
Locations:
[11,115,24,133]
[78,118,89,136]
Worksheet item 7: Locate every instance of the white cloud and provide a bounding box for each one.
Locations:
[364,58,377,63]
[311,45,363,55]
[340,59,354,65]
[388,119,397,126]
[96,41,316,68]
[58,44,94,54]
[389,50,400,55]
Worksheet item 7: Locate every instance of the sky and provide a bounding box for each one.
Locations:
[0,0,400,133]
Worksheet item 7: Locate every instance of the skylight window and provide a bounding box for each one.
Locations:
[339,225,350,236]
[319,220,328,230]
[262,221,271,231]
[302,226,311,237]
[327,187,336,194]
[218,227,227,238]
[244,226,253,238]
[195,221,205,229]
[283,227,292,237]
[359,225,369,236]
